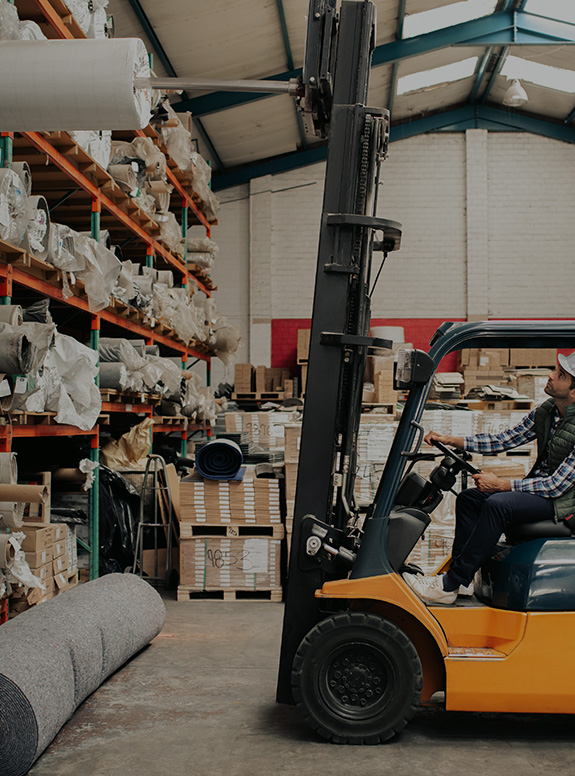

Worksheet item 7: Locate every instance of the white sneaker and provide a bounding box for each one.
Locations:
[458,582,474,597]
[403,573,458,605]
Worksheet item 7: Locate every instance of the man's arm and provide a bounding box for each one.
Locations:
[423,430,464,448]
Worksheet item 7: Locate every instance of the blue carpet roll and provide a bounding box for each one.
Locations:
[0,573,165,776]
[195,438,243,480]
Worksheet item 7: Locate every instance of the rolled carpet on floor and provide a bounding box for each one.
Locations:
[0,573,165,776]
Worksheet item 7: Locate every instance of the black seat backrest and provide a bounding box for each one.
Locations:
[505,519,572,543]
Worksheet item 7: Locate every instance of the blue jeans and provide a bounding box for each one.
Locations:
[447,487,554,586]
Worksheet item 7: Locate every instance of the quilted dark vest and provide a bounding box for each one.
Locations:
[531,399,575,521]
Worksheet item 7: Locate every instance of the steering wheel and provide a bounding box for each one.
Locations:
[430,439,482,475]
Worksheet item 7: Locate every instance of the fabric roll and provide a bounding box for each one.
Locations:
[0,305,23,326]
[195,439,243,480]
[0,375,14,412]
[0,533,17,568]
[145,344,160,357]
[99,361,128,390]
[0,502,24,530]
[0,573,165,776]
[0,329,35,373]
[99,337,146,360]
[20,196,50,260]
[0,453,17,484]
[0,38,151,131]
[135,275,153,296]
[11,162,32,197]
[156,270,174,287]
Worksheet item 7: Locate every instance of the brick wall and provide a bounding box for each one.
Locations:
[211,131,575,372]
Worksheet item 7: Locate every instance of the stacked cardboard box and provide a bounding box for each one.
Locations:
[233,364,291,396]
[180,471,282,526]
[234,363,254,393]
[178,468,284,597]
[11,523,78,615]
[458,348,510,393]
[297,329,311,364]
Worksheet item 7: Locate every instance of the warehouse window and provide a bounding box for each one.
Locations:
[501,54,575,93]
[397,56,478,95]
[523,0,575,25]
[403,0,497,39]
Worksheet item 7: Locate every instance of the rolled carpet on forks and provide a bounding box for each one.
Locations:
[0,573,166,776]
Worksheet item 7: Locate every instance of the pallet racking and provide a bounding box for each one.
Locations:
[0,0,219,580]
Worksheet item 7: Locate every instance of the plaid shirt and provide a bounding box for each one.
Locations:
[463,407,575,498]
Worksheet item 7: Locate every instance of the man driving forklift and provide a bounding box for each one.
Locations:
[404,352,575,605]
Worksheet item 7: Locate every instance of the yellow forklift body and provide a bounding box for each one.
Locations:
[317,574,575,714]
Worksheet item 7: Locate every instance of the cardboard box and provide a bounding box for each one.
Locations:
[285,462,299,502]
[297,329,311,363]
[255,365,266,394]
[509,348,557,368]
[179,537,281,589]
[225,411,244,433]
[52,540,66,560]
[300,363,307,394]
[52,553,69,576]
[374,370,397,404]
[180,471,282,525]
[24,547,50,569]
[362,386,376,404]
[234,363,254,392]
[284,424,301,464]
[20,524,55,553]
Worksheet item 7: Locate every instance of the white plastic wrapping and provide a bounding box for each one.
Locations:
[0,0,19,40]
[19,195,51,260]
[157,211,184,255]
[0,168,27,244]
[18,20,46,40]
[68,130,112,169]
[45,333,101,430]
[0,38,151,131]
[153,284,205,344]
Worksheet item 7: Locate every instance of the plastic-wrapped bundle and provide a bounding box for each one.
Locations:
[110,136,165,179]
[142,265,174,288]
[63,0,92,32]
[213,317,241,367]
[99,337,146,361]
[0,323,35,373]
[0,573,165,776]
[153,284,205,344]
[146,180,172,214]
[0,168,27,244]
[108,162,140,196]
[156,211,184,255]
[68,130,112,170]
[19,195,51,260]
[86,0,109,38]
[0,501,24,530]
[18,20,46,40]
[132,189,156,216]
[44,333,101,430]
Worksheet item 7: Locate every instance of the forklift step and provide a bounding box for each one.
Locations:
[447,647,505,659]
[179,523,285,539]
[231,392,285,401]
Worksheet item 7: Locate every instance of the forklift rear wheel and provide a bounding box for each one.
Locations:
[292,612,422,744]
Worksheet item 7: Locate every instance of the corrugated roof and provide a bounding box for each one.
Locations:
[106,1,575,188]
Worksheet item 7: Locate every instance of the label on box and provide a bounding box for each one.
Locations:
[243,538,269,573]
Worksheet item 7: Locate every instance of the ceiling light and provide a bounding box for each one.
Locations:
[503,79,528,107]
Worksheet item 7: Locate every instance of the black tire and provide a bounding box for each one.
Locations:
[291,612,422,744]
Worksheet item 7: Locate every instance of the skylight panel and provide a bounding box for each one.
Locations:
[523,0,575,26]
[501,54,575,93]
[397,57,478,95]
[403,0,497,39]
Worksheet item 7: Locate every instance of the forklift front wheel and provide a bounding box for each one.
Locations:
[292,612,422,744]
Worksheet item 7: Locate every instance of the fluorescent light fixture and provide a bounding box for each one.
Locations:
[503,79,528,106]
[501,54,575,93]
[403,0,497,39]
[523,0,575,25]
[397,57,478,95]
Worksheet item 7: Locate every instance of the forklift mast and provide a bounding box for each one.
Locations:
[277,0,402,703]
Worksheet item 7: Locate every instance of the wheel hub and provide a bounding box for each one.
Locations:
[327,649,387,708]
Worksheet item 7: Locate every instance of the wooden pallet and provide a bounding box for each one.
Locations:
[231,391,285,401]
[180,523,285,539]
[99,388,162,406]
[177,586,282,602]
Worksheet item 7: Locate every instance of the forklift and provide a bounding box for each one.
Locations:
[277,0,575,743]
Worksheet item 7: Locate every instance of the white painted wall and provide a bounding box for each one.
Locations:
[208,130,575,368]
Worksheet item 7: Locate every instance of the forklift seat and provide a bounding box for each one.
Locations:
[505,519,573,543]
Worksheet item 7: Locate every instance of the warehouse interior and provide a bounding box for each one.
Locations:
[2,1,575,774]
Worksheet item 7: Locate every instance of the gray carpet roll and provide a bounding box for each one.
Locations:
[0,329,35,373]
[0,573,165,776]
[99,361,128,390]
[0,305,23,326]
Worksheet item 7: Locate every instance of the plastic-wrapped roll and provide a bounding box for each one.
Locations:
[195,439,243,480]
[156,270,174,287]
[0,38,151,131]
[145,344,160,357]
[0,305,23,326]
[20,196,50,260]
[99,361,129,390]
[11,162,32,197]
[0,501,24,530]
[99,337,146,360]
[0,534,17,568]
[0,452,17,484]
[0,168,27,244]
[0,573,165,776]
[135,275,153,296]
[0,329,35,373]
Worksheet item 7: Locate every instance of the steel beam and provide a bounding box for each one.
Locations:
[275,0,308,149]
[388,0,407,117]
[175,11,575,117]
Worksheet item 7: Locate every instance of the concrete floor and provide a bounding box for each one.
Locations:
[30,596,575,776]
